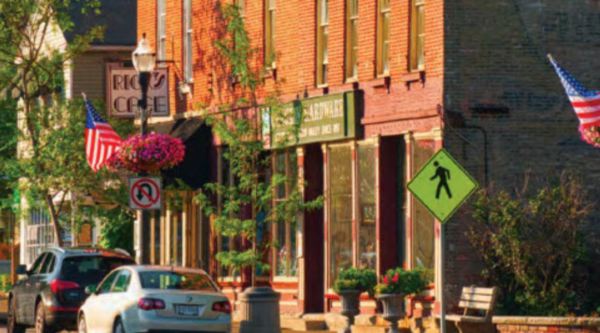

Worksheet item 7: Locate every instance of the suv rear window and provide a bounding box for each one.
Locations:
[60,256,135,285]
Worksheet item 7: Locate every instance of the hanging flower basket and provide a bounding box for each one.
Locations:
[107,133,185,174]
[579,125,600,148]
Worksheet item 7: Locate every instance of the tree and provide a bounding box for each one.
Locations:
[198,4,322,286]
[0,0,122,247]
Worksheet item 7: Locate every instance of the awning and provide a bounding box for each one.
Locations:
[154,119,212,190]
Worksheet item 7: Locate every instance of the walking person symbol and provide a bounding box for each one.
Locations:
[430,161,452,199]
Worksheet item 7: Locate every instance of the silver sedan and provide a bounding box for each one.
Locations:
[78,266,231,333]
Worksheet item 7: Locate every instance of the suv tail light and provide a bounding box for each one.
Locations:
[212,301,232,314]
[50,280,80,294]
[138,298,166,311]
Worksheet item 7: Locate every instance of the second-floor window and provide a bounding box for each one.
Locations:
[265,0,276,68]
[235,0,245,17]
[183,0,193,82]
[157,0,167,63]
[346,0,359,80]
[317,0,329,86]
[377,0,391,76]
[410,0,425,71]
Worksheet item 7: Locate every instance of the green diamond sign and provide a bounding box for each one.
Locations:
[407,148,478,224]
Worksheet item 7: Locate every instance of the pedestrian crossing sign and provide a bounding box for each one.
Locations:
[407,148,479,224]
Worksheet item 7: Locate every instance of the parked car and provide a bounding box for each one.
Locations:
[8,247,136,333]
[78,266,232,333]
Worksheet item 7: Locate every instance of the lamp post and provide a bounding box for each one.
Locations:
[132,33,156,264]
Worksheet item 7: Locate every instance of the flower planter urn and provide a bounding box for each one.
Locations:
[337,290,361,333]
[377,293,406,333]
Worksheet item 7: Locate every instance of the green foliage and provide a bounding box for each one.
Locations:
[0,0,115,245]
[0,274,12,293]
[374,268,430,296]
[467,173,597,316]
[333,268,378,298]
[197,4,322,283]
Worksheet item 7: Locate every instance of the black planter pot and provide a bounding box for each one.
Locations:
[377,294,406,333]
[337,290,361,333]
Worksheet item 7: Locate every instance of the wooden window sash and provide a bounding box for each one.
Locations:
[157,0,167,63]
[265,0,276,68]
[346,0,359,80]
[317,0,329,86]
[410,0,425,72]
[235,0,246,17]
[377,0,391,76]
[183,0,193,82]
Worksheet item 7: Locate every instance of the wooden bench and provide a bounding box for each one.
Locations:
[444,286,499,333]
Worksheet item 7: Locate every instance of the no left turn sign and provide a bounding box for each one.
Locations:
[129,177,162,210]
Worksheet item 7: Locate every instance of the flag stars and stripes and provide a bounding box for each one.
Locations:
[84,94,123,172]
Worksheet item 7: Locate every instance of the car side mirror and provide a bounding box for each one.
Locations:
[16,265,27,275]
[85,285,97,294]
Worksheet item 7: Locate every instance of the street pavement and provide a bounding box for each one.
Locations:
[0,323,332,333]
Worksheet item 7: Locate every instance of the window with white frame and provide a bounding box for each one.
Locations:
[317,0,329,86]
[345,0,359,80]
[157,0,167,63]
[183,0,193,82]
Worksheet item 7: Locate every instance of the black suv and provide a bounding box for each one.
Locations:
[8,247,136,333]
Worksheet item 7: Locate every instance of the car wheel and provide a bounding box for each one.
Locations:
[35,301,54,333]
[78,314,87,333]
[7,298,25,333]
[113,318,125,333]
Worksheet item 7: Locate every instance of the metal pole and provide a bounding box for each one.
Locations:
[136,71,151,264]
[440,223,446,333]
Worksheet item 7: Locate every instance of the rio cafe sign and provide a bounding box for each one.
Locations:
[106,64,170,118]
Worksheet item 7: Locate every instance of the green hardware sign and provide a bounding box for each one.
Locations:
[262,91,359,148]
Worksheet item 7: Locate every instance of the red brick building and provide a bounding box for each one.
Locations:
[135,0,600,328]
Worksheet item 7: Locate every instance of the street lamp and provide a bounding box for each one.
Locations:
[133,33,156,136]
[132,33,156,265]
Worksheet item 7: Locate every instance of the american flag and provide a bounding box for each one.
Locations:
[549,54,600,129]
[84,94,123,172]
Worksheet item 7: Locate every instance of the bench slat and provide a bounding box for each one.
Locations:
[460,294,493,302]
[462,287,495,295]
[459,300,492,310]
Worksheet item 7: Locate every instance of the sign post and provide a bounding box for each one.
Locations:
[407,148,478,333]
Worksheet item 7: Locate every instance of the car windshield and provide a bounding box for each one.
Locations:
[60,256,135,286]
[139,271,217,292]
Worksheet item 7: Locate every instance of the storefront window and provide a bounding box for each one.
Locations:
[358,144,376,270]
[412,140,435,274]
[273,151,298,277]
[328,145,353,287]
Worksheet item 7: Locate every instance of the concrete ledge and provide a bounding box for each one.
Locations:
[493,316,600,327]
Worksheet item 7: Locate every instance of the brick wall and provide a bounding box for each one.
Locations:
[137,0,445,131]
[443,0,600,308]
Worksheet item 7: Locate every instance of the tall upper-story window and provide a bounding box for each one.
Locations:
[235,0,245,17]
[265,0,276,68]
[157,0,167,63]
[183,0,193,82]
[410,0,425,71]
[377,0,391,76]
[346,0,359,80]
[317,0,329,86]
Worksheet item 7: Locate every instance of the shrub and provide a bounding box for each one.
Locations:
[334,268,378,297]
[0,274,12,293]
[467,173,597,315]
[374,268,429,296]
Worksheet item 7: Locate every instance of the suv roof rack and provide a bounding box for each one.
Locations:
[48,246,65,253]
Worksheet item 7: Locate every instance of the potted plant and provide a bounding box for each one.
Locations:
[107,133,185,174]
[333,268,377,333]
[374,268,429,333]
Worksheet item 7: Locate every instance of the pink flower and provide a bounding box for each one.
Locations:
[392,274,399,283]
[383,276,388,284]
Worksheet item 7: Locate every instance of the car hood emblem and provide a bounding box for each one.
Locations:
[186,296,193,303]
